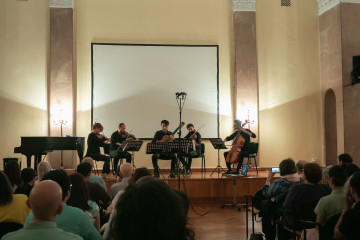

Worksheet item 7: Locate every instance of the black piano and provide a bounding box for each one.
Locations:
[14,136,85,170]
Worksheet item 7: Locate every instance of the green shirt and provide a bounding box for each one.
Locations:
[2,221,83,240]
[25,203,102,240]
[314,189,345,225]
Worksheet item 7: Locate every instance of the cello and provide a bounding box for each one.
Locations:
[225,122,247,164]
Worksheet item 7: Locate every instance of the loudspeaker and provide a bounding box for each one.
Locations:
[351,56,360,84]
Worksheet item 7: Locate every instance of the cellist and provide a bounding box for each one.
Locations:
[223,119,256,174]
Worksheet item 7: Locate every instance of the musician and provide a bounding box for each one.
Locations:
[179,123,201,174]
[109,123,133,172]
[223,120,256,174]
[151,120,177,178]
[85,123,111,175]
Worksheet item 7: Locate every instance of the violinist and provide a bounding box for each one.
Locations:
[179,123,201,174]
[223,120,256,174]
[85,122,111,176]
[152,120,177,178]
[109,123,133,172]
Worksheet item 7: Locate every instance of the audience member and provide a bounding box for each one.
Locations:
[2,180,82,240]
[128,167,152,185]
[0,171,30,225]
[281,163,331,238]
[108,178,194,240]
[109,162,133,199]
[296,160,307,178]
[77,162,111,208]
[4,160,22,192]
[260,158,302,240]
[35,161,52,185]
[25,170,102,240]
[314,165,347,225]
[82,157,107,191]
[338,153,353,165]
[67,173,100,231]
[342,163,360,189]
[322,165,332,187]
[335,171,360,239]
[14,168,36,197]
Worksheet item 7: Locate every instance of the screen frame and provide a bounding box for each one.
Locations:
[90,42,220,139]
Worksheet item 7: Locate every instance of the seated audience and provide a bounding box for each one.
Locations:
[108,178,194,240]
[82,157,107,191]
[338,153,353,165]
[14,168,36,197]
[35,161,52,185]
[109,162,133,199]
[4,160,22,192]
[2,180,82,240]
[322,165,332,188]
[0,171,30,225]
[296,160,307,179]
[280,163,331,238]
[25,170,102,240]
[342,163,359,189]
[314,165,347,226]
[260,158,302,240]
[335,171,360,239]
[67,173,100,231]
[77,162,111,209]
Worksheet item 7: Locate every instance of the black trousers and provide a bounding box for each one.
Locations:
[224,151,249,171]
[178,151,199,170]
[86,153,110,174]
[152,153,177,171]
[109,150,132,172]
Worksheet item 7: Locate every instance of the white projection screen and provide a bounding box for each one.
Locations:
[91,43,219,139]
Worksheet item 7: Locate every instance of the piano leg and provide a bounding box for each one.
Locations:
[77,144,84,160]
[34,155,42,171]
[26,155,32,169]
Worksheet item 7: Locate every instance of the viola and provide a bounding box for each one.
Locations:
[157,122,185,143]
[225,122,247,164]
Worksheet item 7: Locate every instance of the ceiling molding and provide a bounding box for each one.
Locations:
[49,0,74,8]
[318,0,360,15]
[232,0,256,12]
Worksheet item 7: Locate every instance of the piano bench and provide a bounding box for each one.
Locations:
[3,158,21,170]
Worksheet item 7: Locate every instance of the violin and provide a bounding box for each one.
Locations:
[120,131,136,140]
[157,122,185,143]
[96,132,110,142]
[225,122,247,164]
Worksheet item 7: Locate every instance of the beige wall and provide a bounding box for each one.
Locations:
[75,0,235,169]
[257,0,323,166]
[0,0,49,169]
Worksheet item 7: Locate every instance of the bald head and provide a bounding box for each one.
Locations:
[82,157,94,168]
[120,163,133,178]
[29,180,62,222]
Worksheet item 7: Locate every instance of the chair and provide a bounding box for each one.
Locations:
[246,142,259,175]
[186,143,206,172]
[0,222,23,238]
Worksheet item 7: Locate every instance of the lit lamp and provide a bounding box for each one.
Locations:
[53,109,68,169]
[244,110,255,129]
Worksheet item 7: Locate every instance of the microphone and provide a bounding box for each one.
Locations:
[176,92,187,97]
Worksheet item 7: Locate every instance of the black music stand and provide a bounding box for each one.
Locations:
[123,140,143,169]
[169,139,191,178]
[209,138,227,177]
[146,143,168,179]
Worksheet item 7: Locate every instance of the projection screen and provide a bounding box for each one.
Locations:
[91,43,219,138]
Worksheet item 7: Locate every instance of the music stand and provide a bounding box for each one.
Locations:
[146,143,168,179]
[169,139,191,177]
[209,138,227,177]
[124,140,143,169]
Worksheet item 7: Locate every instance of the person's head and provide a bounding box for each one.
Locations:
[118,123,126,133]
[67,173,91,212]
[41,170,70,201]
[0,171,13,205]
[37,161,52,181]
[187,124,194,132]
[92,122,103,133]
[328,165,347,188]
[349,171,360,201]
[233,120,242,130]
[76,162,92,179]
[82,157,94,168]
[342,163,360,178]
[4,160,22,187]
[109,179,194,240]
[128,167,152,185]
[303,163,323,185]
[322,165,333,184]
[21,168,37,186]
[279,158,297,177]
[28,180,63,222]
[296,160,307,174]
[338,153,353,165]
[161,120,169,131]
[120,163,133,178]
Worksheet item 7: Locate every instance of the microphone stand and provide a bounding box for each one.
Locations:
[176,92,187,190]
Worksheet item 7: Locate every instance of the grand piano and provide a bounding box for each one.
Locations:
[14,136,85,170]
